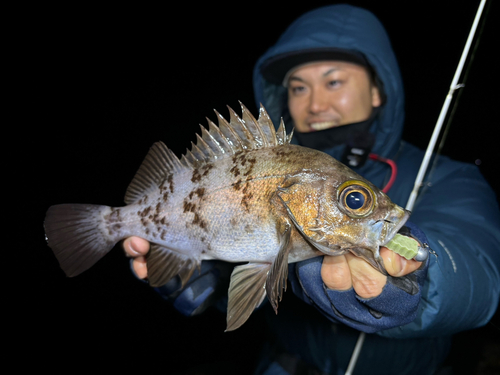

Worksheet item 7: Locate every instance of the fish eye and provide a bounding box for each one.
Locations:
[337,180,375,218]
[346,191,365,209]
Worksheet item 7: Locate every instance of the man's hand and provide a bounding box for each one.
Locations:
[321,247,422,299]
[123,236,150,279]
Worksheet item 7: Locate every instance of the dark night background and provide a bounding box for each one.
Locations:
[12,1,498,373]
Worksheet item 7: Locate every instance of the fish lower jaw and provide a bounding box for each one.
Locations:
[381,210,411,247]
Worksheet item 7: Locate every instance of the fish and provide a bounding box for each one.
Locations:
[44,102,410,331]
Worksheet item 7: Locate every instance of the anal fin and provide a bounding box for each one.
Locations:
[226,263,270,331]
[146,244,199,287]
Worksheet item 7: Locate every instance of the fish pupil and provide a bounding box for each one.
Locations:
[346,191,365,209]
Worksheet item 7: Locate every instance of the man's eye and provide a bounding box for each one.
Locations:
[328,80,342,88]
[290,86,306,94]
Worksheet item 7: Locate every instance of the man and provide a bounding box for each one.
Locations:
[124,4,500,374]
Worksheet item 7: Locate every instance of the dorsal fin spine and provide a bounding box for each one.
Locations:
[185,149,198,164]
[228,106,253,149]
[195,133,216,158]
[215,109,244,152]
[257,104,278,147]
[239,101,268,148]
[287,125,295,144]
[206,118,232,154]
[276,119,286,145]
[190,141,206,161]
[180,153,195,168]
[200,125,223,155]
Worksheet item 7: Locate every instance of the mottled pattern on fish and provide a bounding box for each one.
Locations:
[44,102,409,331]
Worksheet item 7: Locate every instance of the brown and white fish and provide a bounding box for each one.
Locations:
[44,102,410,331]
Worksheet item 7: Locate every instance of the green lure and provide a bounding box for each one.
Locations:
[385,233,419,260]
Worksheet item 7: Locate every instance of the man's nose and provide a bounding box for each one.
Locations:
[309,87,329,113]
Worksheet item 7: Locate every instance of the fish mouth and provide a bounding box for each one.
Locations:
[381,208,411,247]
[347,208,410,275]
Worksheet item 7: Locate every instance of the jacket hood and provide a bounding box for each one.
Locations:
[253,4,405,178]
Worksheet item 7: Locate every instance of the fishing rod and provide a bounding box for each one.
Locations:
[405,0,488,212]
[346,1,489,374]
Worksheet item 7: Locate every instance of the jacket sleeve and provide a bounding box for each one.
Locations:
[379,160,500,338]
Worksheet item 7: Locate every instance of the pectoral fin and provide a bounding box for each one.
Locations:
[226,263,270,331]
[146,244,199,287]
[266,218,292,314]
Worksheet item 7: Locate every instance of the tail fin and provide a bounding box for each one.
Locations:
[44,204,116,277]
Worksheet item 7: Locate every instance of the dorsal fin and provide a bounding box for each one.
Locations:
[125,103,290,203]
[180,103,292,163]
[203,102,290,157]
[124,141,184,204]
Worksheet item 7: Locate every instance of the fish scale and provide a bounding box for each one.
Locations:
[44,102,410,331]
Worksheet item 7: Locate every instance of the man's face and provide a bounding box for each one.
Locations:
[287,61,381,133]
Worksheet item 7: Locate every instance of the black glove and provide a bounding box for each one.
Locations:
[153,260,232,316]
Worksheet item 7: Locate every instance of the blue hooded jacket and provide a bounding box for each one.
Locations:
[150,4,500,374]
[252,4,500,340]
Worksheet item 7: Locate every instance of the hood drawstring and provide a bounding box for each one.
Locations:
[369,153,397,193]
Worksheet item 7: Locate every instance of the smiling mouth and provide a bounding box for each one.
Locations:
[310,121,337,131]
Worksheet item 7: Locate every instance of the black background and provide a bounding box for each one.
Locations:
[13,1,498,373]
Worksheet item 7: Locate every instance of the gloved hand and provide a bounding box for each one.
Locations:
[154,260,232,316]
[289,221,430,333]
